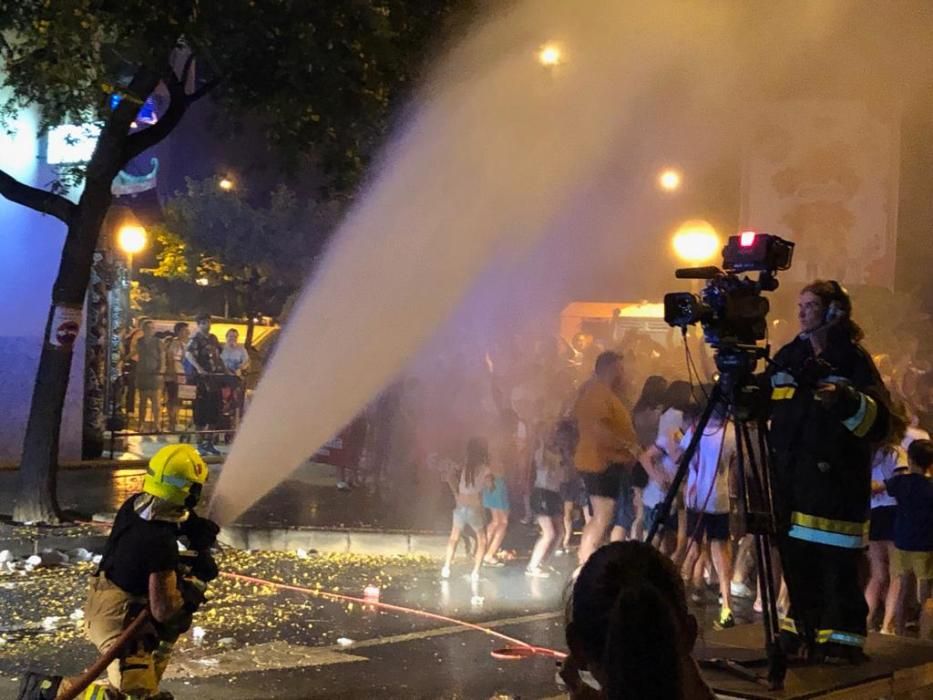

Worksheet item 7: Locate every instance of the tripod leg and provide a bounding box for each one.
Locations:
[736,420,787,690]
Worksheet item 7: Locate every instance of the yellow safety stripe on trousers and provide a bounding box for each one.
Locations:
[81,683,109,700]
[842,393,878,438]
[816,629,866,647]
[790,512,868,537]
[780,617,799,634]
[771,386,796,400]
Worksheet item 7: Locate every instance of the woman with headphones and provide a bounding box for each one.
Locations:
[767,279,890,665]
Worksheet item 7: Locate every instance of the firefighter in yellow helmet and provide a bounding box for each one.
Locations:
[18,445,219,700]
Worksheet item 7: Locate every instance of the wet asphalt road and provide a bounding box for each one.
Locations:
[0,554,575,699]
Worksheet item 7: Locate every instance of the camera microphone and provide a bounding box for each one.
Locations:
[675,266,720,279]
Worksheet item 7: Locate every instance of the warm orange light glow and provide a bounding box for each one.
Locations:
[672,220,720,264]
[658,168,682,192]
[117,224,147,254]
[219,177,235,191]
[538,44,563,67]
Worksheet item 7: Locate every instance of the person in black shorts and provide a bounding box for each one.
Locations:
[680,404,737,630]
[526,421,566,577]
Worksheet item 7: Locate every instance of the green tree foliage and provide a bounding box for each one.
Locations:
[1,0,466,190]
[147,177,329,344]
[0,0,471,522]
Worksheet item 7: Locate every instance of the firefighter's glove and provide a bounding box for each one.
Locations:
[179,576,208,614]
[190,550,219,583]
[180,513,220,552]
[159,608,195,638]
[814,377,862,421]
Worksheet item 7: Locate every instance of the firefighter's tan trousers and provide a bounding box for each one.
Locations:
[82,576,174,697]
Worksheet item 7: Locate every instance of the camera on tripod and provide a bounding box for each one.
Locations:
[663,232,794,350]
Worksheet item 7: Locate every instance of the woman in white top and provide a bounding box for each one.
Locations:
[640,381,692,558]
[866,409,909,634]
[221,328,250,376]
[526,421,566,577]
[441,437,491,582]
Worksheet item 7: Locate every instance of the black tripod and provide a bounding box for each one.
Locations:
[646,347,787,690]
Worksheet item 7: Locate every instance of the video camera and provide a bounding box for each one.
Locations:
[664,232,794,351]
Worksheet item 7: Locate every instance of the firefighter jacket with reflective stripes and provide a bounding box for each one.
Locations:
[767,331,889,549]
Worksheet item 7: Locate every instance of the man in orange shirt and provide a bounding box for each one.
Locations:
[574,351,640,567]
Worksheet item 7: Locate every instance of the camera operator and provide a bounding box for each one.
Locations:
[768,280,889,664]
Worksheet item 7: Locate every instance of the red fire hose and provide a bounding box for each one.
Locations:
[57,609,150,700]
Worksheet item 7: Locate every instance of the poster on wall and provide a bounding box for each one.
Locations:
[740,99,900,289]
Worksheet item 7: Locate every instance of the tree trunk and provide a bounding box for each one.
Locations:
[12,69,160,523]
[13,207,115,523]
[12,306,71,523]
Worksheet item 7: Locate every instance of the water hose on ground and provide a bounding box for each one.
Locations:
[57,609,150,700]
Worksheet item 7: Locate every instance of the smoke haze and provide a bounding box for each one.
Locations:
[211,1,933,524]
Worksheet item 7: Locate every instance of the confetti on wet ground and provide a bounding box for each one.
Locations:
[0,550,437,676]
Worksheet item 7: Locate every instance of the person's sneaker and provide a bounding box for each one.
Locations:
[730,581,754,599]
[336,481,351,491]
[483,559,505,568]
[525,567,551,578]
[440,565,450,579]
[196,442,212,457]
[714,608,736,630]
[205,443,221,456]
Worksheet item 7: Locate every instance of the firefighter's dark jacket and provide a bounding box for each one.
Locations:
[767,328,889,549]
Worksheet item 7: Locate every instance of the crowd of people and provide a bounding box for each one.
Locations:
[119,315,251,455]
[350,280,933,661]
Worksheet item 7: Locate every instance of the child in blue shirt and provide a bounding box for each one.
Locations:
[885,439,933,636]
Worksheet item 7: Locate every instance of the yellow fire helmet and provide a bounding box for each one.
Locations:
[143,444,209,507]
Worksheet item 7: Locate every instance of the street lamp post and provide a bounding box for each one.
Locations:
[117,223,147,277]
[117,223,147,320]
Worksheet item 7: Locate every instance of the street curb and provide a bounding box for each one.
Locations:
[1,520,447,559]
[0,455,225,471]
[0,533,109,559]
[219,525,448,558]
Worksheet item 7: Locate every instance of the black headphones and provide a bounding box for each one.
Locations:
[823,280,851,325]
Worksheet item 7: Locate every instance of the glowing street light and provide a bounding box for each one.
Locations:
[658,168,682,192]
[195,277,210,287]
[537,43,563,67]
[672,219,720,265]
[117,224,147,255]
[218,177,235,191]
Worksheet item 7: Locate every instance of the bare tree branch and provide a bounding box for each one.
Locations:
[0,168,76,224]
[122,61,220,163]
[122,69,188,163]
